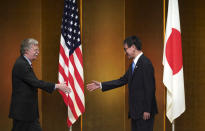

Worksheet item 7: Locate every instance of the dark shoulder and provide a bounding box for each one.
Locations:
[140,55,155,72]
[14,56,27,66]
[140,55,152,65]
[12,56,29,71]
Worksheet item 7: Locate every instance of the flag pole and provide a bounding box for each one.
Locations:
[172,120,175,131]
[163,0,166,130]
[80,0,83,130]
[81,115,83,131]
[69,126,72,131]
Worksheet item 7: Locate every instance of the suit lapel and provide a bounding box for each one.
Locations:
[21,56,34,73]
[131,55,143,79]
[21,56,32,68]
[128,64,132,80]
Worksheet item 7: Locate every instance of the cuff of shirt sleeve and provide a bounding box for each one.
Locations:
[100,83,102,89]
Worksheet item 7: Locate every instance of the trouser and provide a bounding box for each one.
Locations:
[12,119,42,131]
[131,116,154,131]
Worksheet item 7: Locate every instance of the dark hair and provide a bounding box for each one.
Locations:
[123,36,142,50]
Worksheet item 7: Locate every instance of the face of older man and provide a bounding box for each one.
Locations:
[25,44,39,61]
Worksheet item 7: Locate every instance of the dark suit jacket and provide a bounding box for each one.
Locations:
[9,56,55,121]
[102,54,158,120]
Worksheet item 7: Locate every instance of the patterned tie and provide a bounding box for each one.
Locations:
[132,62,135,74]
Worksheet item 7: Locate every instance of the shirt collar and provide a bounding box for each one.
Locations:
[133,52,143,65]
[23,55,32,66]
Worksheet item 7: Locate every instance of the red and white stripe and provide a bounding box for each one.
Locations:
[58,34,85,127]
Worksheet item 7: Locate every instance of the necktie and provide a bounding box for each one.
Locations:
[132,62,135,74]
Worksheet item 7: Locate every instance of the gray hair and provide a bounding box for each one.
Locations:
[20,38,38,55]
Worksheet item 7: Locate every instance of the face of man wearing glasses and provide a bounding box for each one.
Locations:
[124,43,137,59]
[25,44,39,62]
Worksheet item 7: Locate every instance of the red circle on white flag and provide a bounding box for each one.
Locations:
[165,28,183,75]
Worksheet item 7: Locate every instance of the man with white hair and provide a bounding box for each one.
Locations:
[9,38,70,131]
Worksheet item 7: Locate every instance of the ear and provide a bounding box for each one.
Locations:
[24,49,28,54]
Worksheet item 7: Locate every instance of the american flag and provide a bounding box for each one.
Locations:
[58,0,84,127]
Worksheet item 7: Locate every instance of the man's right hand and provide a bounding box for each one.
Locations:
[56,82,71,94]
[86,80,101,91]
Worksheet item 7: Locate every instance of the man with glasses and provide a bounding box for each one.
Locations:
[87,36,158,131]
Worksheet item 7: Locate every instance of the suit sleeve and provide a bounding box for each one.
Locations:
[143,62,155,113]
[15,62,55,93]
[102,69,129,92]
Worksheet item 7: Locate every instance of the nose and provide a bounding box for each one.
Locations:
[35,51,39,56]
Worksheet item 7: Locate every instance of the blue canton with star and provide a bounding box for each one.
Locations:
[61,0,81,56]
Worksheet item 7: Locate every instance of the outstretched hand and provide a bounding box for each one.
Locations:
[86,80,101,91]
[56,82,71,94]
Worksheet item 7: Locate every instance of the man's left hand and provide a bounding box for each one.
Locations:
[143,112,150,120]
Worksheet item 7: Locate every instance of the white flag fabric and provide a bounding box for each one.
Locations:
[163,0,185,123]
